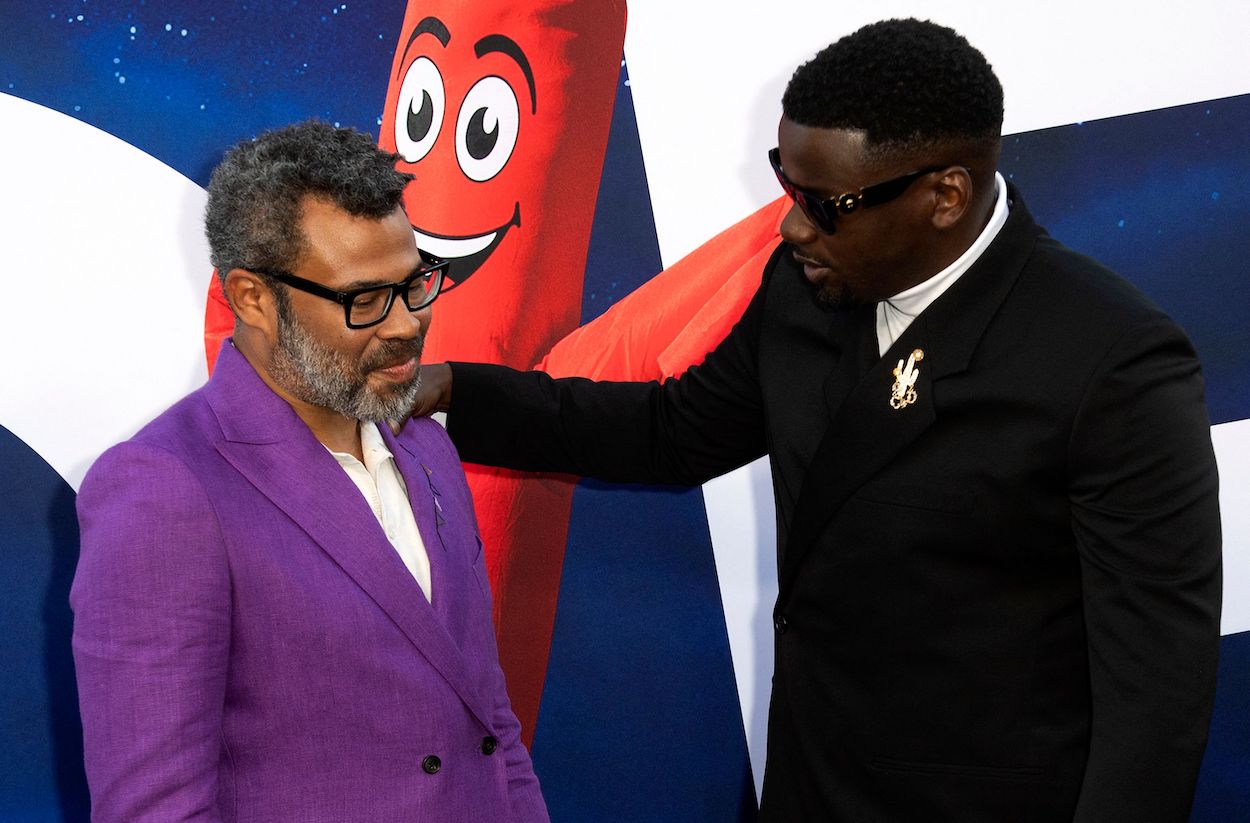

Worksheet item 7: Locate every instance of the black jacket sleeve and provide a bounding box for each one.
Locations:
[446,270,773,487]
[1067,316,1222,822]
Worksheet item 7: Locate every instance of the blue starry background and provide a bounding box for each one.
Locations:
[1000,94,1250,427]
[1,1,407,184]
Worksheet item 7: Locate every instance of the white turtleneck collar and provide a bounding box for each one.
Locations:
[876,172,1009,356]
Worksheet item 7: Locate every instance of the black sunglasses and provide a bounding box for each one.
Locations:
[769,147,950,234]
[252,249,449,329]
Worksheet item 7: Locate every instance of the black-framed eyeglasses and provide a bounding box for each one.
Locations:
[252,249,449,329]
[769,147,950,235]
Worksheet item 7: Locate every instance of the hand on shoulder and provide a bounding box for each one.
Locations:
[410,362,453,418]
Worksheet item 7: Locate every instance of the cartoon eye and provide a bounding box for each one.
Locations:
[455,76,519,182]
[394,57,445,163]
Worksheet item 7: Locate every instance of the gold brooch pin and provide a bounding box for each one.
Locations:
[890,349,924,409]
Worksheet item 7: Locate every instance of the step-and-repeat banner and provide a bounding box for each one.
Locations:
[2,2,1246,820]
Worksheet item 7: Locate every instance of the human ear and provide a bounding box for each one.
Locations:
[930,166,973,230]
[223,269,279,341]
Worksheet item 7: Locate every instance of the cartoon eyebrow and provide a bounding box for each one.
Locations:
[395,16,451,79]
[475,34,537,114]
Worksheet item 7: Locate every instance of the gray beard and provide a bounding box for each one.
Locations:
[268,303,423,423]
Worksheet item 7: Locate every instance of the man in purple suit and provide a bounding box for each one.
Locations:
[71,121,549,822]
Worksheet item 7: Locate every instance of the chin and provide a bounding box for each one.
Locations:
[816,283,861,309]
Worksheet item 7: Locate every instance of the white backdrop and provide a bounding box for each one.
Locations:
[0,94,209,489]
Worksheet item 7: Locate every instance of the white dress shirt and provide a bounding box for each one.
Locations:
[329,421,433,602]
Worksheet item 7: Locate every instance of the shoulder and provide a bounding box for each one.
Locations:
[78,437,215,525]
[394,416,481,522]
[79,389,219,511]
[989,194,1167,332]
[126,385,219,457]
[985,189,1171,335]
[75,431,226,607]
[395,416,474,493]
[396,415,462,465]
[1037,235,1162,312]
[996,233,1204,420]
[1006,231,1185,361]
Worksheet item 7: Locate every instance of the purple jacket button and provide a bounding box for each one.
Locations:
[422,754,442,774]
[480,736,498,755]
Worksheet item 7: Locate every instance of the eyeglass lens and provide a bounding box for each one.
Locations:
[346,272,437,326]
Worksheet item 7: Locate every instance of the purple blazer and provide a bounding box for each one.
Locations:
[71,343,549,822]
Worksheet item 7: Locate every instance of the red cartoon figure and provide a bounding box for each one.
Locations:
[377,1,626,743]
[205,0,786,743]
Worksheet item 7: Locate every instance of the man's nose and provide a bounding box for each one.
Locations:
[377,299,425,339]
[779,200,820,245]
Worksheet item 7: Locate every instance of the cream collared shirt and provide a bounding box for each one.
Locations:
[876,172,1010,355]
[329,421,432,602]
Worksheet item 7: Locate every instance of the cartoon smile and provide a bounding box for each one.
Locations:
[411,202,520,291]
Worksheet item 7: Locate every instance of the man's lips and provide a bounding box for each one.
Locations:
[373,357,418,382]
[366,338,423,382]
[793,252,833,284]
[410,202,521,291]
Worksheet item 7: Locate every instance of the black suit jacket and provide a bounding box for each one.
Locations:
[448,189,1222,822]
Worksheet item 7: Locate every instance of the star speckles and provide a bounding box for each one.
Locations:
[2,1,406,185]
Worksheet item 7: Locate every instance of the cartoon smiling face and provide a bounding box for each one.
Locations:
[378,0,626,368]
[384,13,530,290]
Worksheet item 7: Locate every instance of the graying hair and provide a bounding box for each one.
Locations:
[205,119,413,283]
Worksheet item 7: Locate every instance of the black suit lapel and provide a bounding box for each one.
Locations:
[782,313,938,592]
[821,304,880,415]
[777,186,1043,609]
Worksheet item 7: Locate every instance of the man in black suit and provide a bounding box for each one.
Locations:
[414,18,1222,822]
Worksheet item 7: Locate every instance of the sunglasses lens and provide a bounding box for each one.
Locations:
[797,194,836,234]
[771,150,837,234]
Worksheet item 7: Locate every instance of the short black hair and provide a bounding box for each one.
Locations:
[205,119,413,282]
[782,18,1003,155]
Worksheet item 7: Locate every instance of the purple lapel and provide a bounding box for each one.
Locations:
[379,423,454,624]
[204,342,494,732]
[378,419,491,641]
